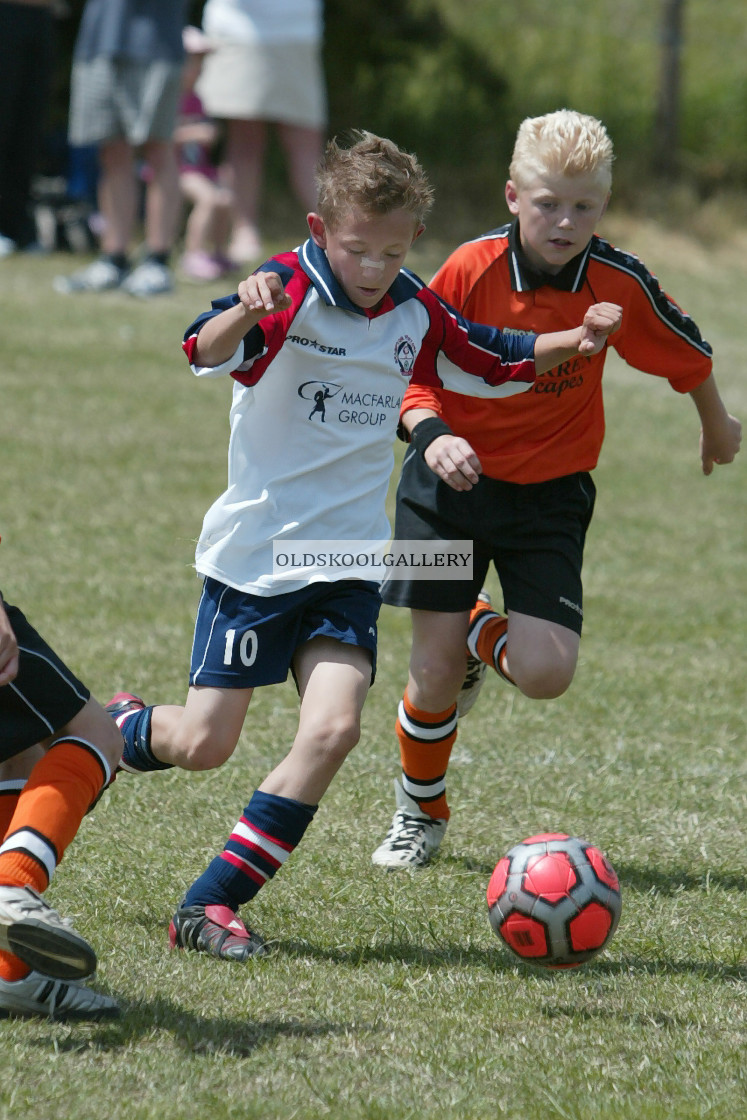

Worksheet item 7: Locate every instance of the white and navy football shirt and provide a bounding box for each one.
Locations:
[182,238,537,595]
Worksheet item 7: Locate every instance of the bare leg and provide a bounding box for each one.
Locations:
[258,637,371,805]
[493,611,579,698]
[224,118,266,262]
[180,171,233,254]
[407,608,471,712]
[0,746,45,786]
[141,139,180,255]
[276,121,324,211]
[149,685,254,771]
[97,138,138,255]
[62,697,124,773]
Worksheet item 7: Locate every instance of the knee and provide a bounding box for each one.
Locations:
[216,187,234,211]
[172,729,236,771]
[325,716,361,765]
[67,702,124,773]
[409,650,465,709]
[142,140,174,171]
[303,715,361,768]
[513,659,576,700]
[99,138,132,172]
[99,718,126,772]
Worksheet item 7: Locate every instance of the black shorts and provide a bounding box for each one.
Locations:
[0,598,90,761]
[380,449,596,635]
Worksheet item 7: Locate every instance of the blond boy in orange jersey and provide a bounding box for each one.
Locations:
[372,109,741,869]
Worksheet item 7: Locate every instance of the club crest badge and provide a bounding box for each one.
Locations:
[394,335,416,376]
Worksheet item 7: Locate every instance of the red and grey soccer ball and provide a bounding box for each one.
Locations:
[487,833,622,969]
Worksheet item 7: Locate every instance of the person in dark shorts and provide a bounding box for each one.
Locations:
[106,130,621,964]
[0,589,121,1018]
[371,109,741,870]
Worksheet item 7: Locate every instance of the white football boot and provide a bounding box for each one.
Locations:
[0,971,118,1019]
[371,780,447,869]
[0,885,97,980]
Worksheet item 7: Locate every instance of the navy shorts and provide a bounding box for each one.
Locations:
[381,450,596,635]
[190,577,381,688]
[0,598,90,761]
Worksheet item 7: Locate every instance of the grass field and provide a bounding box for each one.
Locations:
[1,221,745,1120]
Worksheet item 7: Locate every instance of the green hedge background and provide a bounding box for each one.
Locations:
[50,0,747,237]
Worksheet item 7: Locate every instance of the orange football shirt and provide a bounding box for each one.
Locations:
[403,225,712,483]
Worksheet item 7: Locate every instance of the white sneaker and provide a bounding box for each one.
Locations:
[371,780,447,869]
[0,970,118,1019]
[53,257,127,293]
[120,259,173,298]
[0,885,97,980]
[456,589,492,717]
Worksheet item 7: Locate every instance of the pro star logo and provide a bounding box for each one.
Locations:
[394,335,417,376]
[298,380,343,422]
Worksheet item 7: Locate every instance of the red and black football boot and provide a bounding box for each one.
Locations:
[105,692,145,727]
[168,903,267,962]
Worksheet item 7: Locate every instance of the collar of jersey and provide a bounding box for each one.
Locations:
[508,219,593,293]
[297,237,421,317]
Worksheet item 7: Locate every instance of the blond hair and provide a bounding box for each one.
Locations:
[315,130,434,231]
[510,110,614,191]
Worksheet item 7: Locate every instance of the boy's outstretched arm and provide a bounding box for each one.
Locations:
[689,373,742,475]
[534,302,622,373]
[404,303,623,492]
[192,272,292,367]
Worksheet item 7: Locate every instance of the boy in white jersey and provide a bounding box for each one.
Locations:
[107,130,621,961]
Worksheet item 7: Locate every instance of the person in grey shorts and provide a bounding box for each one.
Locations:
[54,0,189,298]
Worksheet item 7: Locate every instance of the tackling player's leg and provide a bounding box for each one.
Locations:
[0,697,121,983]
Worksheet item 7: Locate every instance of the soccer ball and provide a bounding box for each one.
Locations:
[487,833,622,969]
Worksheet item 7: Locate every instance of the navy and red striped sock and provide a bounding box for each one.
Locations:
[182,789,317,910]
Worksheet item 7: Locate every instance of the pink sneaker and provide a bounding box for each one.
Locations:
[180,251,223,282]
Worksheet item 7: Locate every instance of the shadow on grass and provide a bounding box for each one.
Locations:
[29,998,352,1057]
[613,863,747,895]
[443,853,747,895]
[538,1001,705,1029]
[23,952,744,1052]
[272,939,747,983]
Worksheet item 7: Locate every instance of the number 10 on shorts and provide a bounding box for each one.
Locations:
[224,629,258,667]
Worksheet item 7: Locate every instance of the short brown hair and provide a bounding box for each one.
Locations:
[315,130,434,231]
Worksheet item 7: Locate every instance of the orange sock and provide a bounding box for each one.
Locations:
[0,949,30,982]
[0,739,107,896]
[396,689,457,820]
[0,781,22,841]
[0,780,28,980]
[467,603,514,684]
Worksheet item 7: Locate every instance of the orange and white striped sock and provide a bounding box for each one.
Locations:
[466,600,515,685]
[0,737,110,896]
[396,689,457,821]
